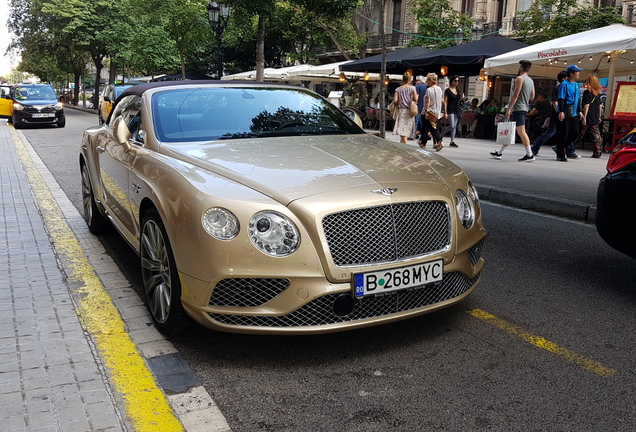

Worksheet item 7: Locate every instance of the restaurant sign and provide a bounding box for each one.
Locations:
[537,49,568,59]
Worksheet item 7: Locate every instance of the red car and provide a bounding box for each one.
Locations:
[596,127,636,259]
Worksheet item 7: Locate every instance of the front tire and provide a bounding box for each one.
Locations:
[57,117,66,128]
[81,163,109,234]
[140,209,189,335]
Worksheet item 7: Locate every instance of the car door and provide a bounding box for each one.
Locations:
[97,95,142,243]
[0,85,13,118]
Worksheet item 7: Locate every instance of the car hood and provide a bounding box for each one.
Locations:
[16,98,59,106]
[165,134,461,205]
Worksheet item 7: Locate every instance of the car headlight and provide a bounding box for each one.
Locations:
[54,102,64,110]
[455,189,475,229]
[202,207,239,240]
[468,181,480,208]
[13,103,24,111]
[249,211,300,257]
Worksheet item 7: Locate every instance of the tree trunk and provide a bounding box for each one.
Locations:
[256,15,266,82]
[91,55,103,110]
[73,71,81,106]
[180,47,186,80]
[109,60,117,84]
[379,0,386,139]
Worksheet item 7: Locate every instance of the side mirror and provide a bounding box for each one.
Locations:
[112,117,132,152]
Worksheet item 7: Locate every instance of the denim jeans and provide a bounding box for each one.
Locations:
[531,121,556,154]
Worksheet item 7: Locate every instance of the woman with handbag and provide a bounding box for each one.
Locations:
[420,72,444,151]
[392,72,418,144]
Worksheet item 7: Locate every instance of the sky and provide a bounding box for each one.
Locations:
[1,0,16,77]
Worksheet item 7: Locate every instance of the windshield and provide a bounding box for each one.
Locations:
[114,85,133,98]
[15,85,57,101]
[151,87,364,142]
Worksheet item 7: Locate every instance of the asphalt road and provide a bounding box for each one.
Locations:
[20,108,636,431]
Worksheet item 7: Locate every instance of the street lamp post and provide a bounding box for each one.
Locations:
[207,1,232,79]
[471,22,484,41]
[454,28,465,45]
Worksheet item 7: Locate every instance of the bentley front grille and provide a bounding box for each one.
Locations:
[468,239,485,266]
[209,278,290,307]
[209,271,478,328]
[322,201,451,267]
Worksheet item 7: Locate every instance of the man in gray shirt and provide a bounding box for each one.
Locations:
[491,60,535,161]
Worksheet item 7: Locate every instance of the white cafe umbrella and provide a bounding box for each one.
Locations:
[287,60,402,82]
[221,68,280,81]
[484,24,636,112]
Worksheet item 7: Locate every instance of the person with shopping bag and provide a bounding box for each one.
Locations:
[490,60,535,161]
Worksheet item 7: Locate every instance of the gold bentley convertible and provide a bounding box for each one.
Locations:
[79,81,486,335]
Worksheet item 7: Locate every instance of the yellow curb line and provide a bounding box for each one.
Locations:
[10,126,184,431]
[468,309,617,377]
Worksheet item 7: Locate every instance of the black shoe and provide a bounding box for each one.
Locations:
[490,150,502,160]
[556,157,568,162]
[518,154,535,162]
[450,141,459,148]
[567,153,581,159]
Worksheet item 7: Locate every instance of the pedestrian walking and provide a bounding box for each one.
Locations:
[420,72,444,151]
[491,60,535,161]
[531,71,566,156]
[414,75,427,142]
[555,65,585,162]
[441,75,461,148]
[392,72,418,144]
[578,74,604,158]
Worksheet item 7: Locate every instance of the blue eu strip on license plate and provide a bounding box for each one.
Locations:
[354,259,443,297]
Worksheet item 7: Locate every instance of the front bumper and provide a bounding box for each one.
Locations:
[13,109,64,126]
[180,238,485,334]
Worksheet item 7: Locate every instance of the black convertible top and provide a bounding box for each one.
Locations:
[117,80,225,100]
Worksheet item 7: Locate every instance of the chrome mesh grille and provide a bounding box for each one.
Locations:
[209,278,290,307]
[209,271,478,328]
[468,239,485,266]
[322,201,451,267]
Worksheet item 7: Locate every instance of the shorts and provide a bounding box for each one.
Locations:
[511,111,527,127]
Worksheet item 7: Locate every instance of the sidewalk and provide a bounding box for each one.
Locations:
[375,130,607,223]
[0,124,127,430]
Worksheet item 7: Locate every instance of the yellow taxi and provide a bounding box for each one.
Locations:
[0,84,14,121]
[98,84,134,124]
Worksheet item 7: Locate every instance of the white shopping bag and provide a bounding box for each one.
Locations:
[496,121,516,145]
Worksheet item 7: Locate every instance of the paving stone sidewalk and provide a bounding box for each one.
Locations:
[0,123,126,431]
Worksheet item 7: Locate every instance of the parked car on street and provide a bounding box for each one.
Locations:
[11,83,65,128]
[98,84,134,124]
[79,81,486,335]
[596,127,636,259]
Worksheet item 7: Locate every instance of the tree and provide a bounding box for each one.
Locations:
[514,0,625,44]
[409,0,475,50]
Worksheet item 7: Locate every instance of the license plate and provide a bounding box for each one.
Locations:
[32,113,55,118]
[354,259,443,297]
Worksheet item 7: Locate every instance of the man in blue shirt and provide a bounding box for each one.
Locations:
[414,75,428,145]
[555,64,584,161]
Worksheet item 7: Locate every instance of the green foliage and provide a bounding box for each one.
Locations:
[409,0,475,49]
[515,0,625,44]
